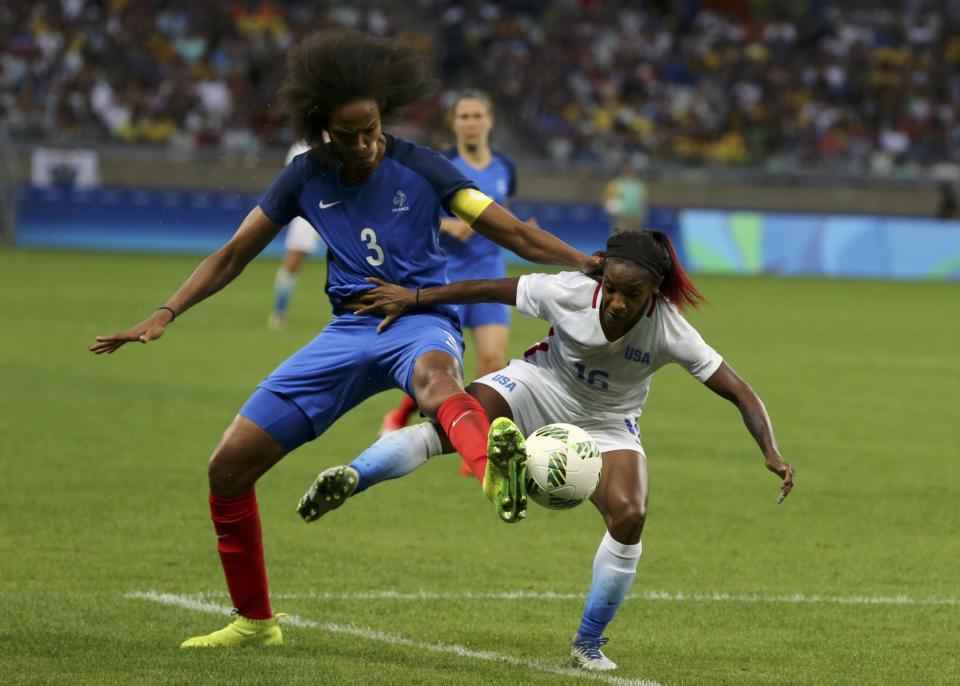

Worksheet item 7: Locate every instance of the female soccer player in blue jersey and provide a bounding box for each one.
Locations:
[89,30,599,649]
[380,91,520,474]
[313,229,796,671]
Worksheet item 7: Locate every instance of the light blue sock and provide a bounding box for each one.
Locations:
[577,532,643,639]
[351,423,443,494]
[273,267,296,316]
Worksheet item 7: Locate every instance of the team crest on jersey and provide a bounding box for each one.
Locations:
[392,190,410,213]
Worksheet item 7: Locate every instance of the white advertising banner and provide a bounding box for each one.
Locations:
[31,147,101,188]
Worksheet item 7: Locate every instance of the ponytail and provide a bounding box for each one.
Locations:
[649,231,705,312]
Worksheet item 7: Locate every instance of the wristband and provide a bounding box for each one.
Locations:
[157,306,176,322]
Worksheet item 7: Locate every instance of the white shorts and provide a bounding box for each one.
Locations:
[474,359,645,455]
[284,217,321,254]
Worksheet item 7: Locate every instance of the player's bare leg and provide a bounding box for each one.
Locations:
[182,416,288,648]
[458,324,508,476]
[570,450,648,669]
[269,249,308,330]
[412,352,526,523]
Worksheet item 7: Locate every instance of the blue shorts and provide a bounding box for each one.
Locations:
[458,301,511,328]
[239,312,464,453]
[449,254,511,328]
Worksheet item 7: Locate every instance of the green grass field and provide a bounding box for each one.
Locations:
[1,249,958,685]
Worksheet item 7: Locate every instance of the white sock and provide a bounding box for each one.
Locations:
[577,531,643,639]
[273,267,296,315]
[351,422,443,492]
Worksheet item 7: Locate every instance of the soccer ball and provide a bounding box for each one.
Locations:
[524,423,602,510]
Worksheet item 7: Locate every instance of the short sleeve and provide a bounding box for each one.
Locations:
[515,271,596,323]
[258,155,306,226]
[658,303,723,382]
[388,136,477,213]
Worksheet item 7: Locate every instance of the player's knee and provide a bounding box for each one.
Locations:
[208,440,256,497]
[415,371,463,416]
[608,499,647,541]
[476,353,505,377]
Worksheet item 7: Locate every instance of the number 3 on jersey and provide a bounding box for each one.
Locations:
[360,227,384,266]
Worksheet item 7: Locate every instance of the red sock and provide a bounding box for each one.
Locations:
[209,491,272,620]
[436,393,489,483]
[397,394,418,420]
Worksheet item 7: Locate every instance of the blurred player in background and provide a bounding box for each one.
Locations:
[267,140,321,330]
[90,30,600,650]
[305,229,795,671]
[602,163,646,233]
[380,90,518,479]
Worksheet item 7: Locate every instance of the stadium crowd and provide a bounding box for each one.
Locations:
[3,0,960,174]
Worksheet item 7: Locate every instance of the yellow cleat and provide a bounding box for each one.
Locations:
[297,465,360,522]
[180,614,285,648]
[483,417,528,524]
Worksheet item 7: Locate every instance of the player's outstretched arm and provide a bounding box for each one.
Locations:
[704,361,795,503]
[350,276,520,333]
[463,199,602,278]
[89,207,282,354]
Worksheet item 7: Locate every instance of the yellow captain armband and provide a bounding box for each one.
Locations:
[450,188,494,226]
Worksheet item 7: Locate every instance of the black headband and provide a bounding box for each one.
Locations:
[605,230,671,281]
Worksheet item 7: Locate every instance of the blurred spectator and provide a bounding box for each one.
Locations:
[428,0,960,176]
[3,0,960,178]
[603,163,647,232]
[0,117,15,245]
[0,1,402,150]
[937,181,959,219]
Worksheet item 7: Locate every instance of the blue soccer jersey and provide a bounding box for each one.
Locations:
[438,149,516,266]
[246,135,478,450]
[258,135,477,320]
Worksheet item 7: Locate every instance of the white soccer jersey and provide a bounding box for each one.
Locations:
[514,271,723,417]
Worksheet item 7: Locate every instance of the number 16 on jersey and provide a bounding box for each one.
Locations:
[574,363,609,391]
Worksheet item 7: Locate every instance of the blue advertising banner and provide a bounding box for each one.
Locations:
[680,209,960,281]
[14,185,960,280]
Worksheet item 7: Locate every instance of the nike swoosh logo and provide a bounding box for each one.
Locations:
[318,200,342,209]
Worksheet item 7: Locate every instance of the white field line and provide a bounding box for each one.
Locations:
[189,588,960,607]
[126,590,660,686]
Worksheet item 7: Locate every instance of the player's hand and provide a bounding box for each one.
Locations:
[765,453,794,504]
[441,218,474,242]
[579,253,604,281]
[351,277,416,333]
[88,310,172,354]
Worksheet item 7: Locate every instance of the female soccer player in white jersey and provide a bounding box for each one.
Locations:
[302,228,796,671]
[89,30,600,649]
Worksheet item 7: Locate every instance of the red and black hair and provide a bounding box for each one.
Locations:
[606,229,706,312]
